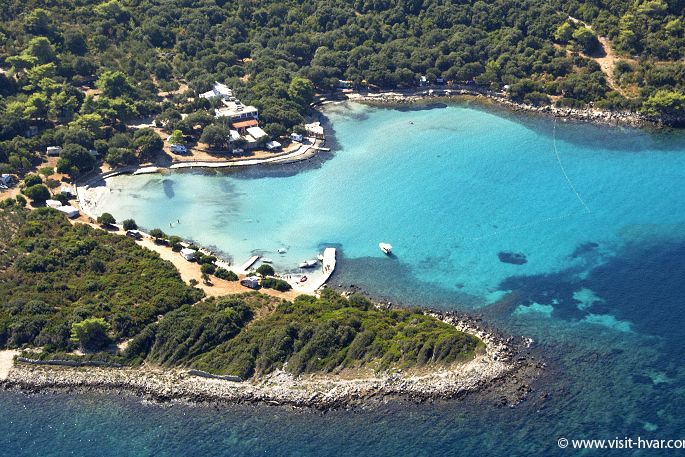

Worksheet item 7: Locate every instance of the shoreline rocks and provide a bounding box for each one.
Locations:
[346,88,677,129]
[0,310,541,410]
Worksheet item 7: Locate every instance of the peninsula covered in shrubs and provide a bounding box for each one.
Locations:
[0,204,527,407]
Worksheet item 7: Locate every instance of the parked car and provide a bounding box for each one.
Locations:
[170,144,187,154]
[126,230,143,240]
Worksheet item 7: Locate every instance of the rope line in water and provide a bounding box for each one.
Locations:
[553,118,592,214]
[456,120,592,243]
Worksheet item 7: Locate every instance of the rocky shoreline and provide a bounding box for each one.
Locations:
[347,88,677,129]
[0,311,541,410]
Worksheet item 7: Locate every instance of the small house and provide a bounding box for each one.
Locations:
[0,174,12,188]
[56,205,79,218]
[290,133,303,143]
[266,141,282,151]
[46,146,62,157]
[45,199,62,209]
[246,126,268,140]
[199,82,233,101]
[180,248,197,261]
[240,276,260,290]
[419,75,428,87]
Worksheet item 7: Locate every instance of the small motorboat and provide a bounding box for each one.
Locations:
[299,275,308,283]
[277,248,287,254]
[299,260,318,268]
[261,258,273,263]
[379,242,393,255]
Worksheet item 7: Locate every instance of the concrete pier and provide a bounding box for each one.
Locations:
[238,255,261,273]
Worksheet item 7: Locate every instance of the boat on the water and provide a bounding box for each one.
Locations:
[299,260,318,268]
[261,258,273,263]
[299,275,308,283]
[277,248,287,254]
[379,242,393,255]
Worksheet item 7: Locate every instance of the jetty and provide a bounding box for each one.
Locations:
[238,255,261,273]
[293,248,336,293]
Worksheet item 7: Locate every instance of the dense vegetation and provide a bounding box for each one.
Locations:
[0,204,203,350]
[0,1,683,178]
[126,290,483,379]
[0,205,481,377]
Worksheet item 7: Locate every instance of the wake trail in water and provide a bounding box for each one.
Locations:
[553,118,592,214]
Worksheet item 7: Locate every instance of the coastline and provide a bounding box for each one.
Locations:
[0,311,540,410]
[344,88,674,129]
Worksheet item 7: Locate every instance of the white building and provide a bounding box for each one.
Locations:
[45,199,62,208]
[290,133,303,143]
[0,174,12,188]
[229,130,242,142]
[199,82,233,100]
[215,100,259,121]
[246,126,268,140]
[56,205,79,218]
[180,248,197,261]
[46,146,62,157]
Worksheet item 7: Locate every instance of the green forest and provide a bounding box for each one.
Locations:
[0,204,482,377]
[0,0,684,179]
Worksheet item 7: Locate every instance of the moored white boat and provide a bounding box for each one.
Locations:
[261,258,273,263]
[379,242,393,255]
[299,260,318,268]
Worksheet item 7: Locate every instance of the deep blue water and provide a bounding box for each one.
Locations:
[3,102,685,456]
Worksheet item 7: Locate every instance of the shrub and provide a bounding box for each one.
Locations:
[122,219,137,230]
[70,318,112,352]
[23,173,43,187]
[261,277,292,291]
[97,212,116,226]
[214,268,238,281]
[256,264,275,277]
[200,263,216,275]
[149,228,166,240]
[22,184,51,204]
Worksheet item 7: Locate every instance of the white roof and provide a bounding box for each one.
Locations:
[56,205,79,217]
[200,82,233,100]
[229,130,241,141]
[180,248,197,256]
[215,101,259,119]
[246,126,268,139]
[266,141,282,150]
[46,199,62,208]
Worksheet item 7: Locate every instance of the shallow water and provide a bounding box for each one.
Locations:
[4,101,685,456]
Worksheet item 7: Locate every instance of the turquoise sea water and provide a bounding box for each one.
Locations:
[2,102,685,456]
